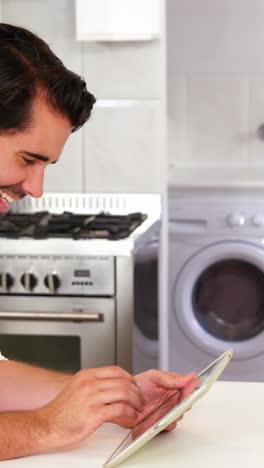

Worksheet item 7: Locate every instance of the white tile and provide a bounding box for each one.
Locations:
[84,101,163,193]
[167,74,187,165]
[83,41,161,99]
[248,75,264,164]
[167,5,264,73]
[2,0,74,41]
[45,130,84,193]
[168,166,264,188]
[186,75,248,164]
[2,0,82,74]
[168,0,264,16]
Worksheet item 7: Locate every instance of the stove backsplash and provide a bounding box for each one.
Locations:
[10,193,160,215]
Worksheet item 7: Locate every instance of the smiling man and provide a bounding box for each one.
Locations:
[0,23,198,461]
[0,23,95,212]
[0,94,72,210]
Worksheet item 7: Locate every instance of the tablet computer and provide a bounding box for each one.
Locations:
[104,349,232,468]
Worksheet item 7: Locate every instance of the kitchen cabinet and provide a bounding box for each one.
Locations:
[167,0,264,187]
[75,0,160,42]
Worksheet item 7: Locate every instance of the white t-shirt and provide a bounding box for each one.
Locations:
[0,352,7,361]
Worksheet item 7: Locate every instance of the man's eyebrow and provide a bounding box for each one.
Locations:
[23,151,58,164]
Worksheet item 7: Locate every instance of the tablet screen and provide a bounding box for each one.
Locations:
[107,354,226,459]
[104,350,232,468]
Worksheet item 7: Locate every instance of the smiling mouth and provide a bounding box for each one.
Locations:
[0,190,15,204]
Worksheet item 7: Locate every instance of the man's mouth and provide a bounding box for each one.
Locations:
[0,190,15,204]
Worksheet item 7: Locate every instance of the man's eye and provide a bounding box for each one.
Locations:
[22,157,35,166]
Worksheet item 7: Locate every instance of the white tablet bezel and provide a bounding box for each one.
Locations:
[104,349,233,468]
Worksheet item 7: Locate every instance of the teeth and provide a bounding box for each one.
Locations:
[0,190,14,203]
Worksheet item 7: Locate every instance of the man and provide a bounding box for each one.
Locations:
[0,23,198,460]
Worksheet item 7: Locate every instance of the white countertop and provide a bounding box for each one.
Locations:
[2,381,263,467]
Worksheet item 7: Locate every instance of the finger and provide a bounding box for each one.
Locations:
[162,412,185,432]
[96,378,144,403]
[80,366,138,385]
[163,421,177,431]
[96,386,144,413]
[95,378,145,411]
[179,377,200,403]
[102,402,138,423]
[92,366,136,382]
[139,369,197,390]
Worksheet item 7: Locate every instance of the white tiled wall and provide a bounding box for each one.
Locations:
[248,77,264,164]
[84,100,161,193]
[1,0,164,193]
[167,0,264,74]
[169,74,249,165]
[167,0,264,186]
[2,0,82,73]
[82,41,161,99]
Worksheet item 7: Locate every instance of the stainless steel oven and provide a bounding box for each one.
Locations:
[0,296,115,373]
[0,250,133,373]
[0,193,160,374]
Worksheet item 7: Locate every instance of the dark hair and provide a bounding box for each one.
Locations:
[0,23,96,133]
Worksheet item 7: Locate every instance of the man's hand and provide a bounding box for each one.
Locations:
[0,365,198,460]
[111,369,199,430]
[34,366,145,452]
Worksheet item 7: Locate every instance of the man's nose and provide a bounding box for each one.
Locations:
[21,165,45,198]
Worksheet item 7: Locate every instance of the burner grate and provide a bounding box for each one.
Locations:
[0,211,147,240]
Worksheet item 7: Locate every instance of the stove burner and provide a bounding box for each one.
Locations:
[0,211,147,240]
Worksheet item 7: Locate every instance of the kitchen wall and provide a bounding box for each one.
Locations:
[168,0,264,187]
[5,1,264,192]
[1,0,165,194]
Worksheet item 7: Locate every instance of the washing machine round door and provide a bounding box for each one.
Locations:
[174,240,264,359]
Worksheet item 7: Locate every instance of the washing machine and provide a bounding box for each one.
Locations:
[167,187,264,381]
[133,221,160,374]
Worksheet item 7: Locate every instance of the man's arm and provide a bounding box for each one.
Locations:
[0,360,71,411]
[0,362,197,461]
[0,366,144,461]
[0,410,48,460]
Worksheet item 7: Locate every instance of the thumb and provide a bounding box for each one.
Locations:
[165,372,198,390]
[146,370,198,390]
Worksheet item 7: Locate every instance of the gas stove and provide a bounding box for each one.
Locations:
[0,193,160,372]
[0,211,147,240]
[0,193,160,295]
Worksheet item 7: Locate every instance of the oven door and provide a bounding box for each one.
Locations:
[0,296,115,373]
[174,240,264,360]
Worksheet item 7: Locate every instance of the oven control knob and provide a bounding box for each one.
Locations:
[252,215,264,227]
[21,273,38,291]
[0,272,14,291]
[226,212,245,227]
[44,273,60,293]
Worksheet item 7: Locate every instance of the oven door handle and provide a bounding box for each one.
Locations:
[0,311,103,322]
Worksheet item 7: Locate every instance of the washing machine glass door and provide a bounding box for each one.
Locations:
[174,241,264,359]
